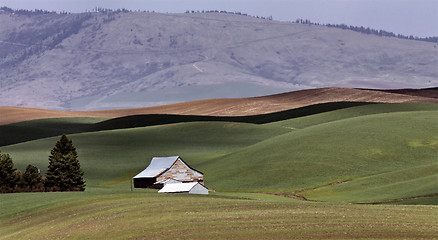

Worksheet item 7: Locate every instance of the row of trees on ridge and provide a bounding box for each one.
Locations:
[184,10,437,43]
[294,18,438,44]
[1,6,436,44]
[0,134,85,193]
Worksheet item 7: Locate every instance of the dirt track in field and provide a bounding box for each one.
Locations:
[1,87,437,126]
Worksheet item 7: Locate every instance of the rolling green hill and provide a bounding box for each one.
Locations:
[0,121,290,186]
[300,163,438,203]
[0,117,107,147]
[197,110,438,203]
[3,102,437,147]
[1,103,436,204]
[266,102,438,129]
[0,102,373,147]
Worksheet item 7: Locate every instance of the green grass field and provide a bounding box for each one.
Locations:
[199,111,438,199]
[1,121,290,186]
[0,117,108,147]
[1,190,437,240]
[1,103,437,239]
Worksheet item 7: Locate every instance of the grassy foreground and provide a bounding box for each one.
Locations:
[1,189,437,240]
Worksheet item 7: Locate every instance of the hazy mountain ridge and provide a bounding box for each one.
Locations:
[0,10,437,110]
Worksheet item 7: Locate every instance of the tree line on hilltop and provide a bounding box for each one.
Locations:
[0,134,85,193]
[294,18,438,44]
[1,6,436,44]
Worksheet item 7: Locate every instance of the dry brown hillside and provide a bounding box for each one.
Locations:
[1,87,437,126]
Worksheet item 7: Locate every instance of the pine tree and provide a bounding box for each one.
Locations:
[46,134,85,191]
[23,164,43,191]
[0,151,18,193]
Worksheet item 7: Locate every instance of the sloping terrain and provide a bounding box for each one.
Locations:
[0,102,375,147]
[197,109,438,202]
[1,192,437,240]
[0,121,291,186]
[1,9,437,110]
[1,102,438,239]
[1,87,437,126]
[1,102,437,203]
[379,87,438,99]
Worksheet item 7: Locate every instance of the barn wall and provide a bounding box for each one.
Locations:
[133,178,157,188]
[156,159,203,183]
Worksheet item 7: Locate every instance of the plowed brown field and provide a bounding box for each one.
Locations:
[1,87,437,126]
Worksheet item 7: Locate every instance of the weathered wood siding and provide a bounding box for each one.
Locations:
[156,159,204,183]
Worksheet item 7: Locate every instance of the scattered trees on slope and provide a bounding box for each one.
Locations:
[0,151,18,193]
[0,134,85,193]
[0,151,43,193]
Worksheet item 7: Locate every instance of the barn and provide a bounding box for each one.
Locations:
[133,156,204,189]
[158,182,209,195]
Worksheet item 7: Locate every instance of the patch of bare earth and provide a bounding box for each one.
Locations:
[266,180,353,201]
[355,193,438,204]
[1,87,437,125]
[379,88,438,99]
[264,192,309,201]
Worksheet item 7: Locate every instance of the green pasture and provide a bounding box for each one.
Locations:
[266,102,438,129]
[1,191,437,240]
[0,102,358,147]
[0,121,290,186]
[0,117,107,147]
[198,110,438,200]
[300,163,438,203]
[0,102,371,147]
[4,102,436,147]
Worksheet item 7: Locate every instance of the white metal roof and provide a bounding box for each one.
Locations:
[133,156,180,178]
[158,182,199,193]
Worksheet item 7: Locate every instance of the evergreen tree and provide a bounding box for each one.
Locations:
[23,164,43,191]
[13,170,24,191]
[46,134,85,191]
[0,151,18,192]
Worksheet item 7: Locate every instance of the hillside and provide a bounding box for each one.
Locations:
[1,87,437,126]
[1,9,437,110]
[1,102,437,203]
[0,101,437,240]
[1,192,437,239]
[197,110,438,202]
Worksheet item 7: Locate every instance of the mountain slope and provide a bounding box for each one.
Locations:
[1,10,437,110]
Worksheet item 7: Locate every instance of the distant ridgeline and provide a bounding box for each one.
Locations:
[1,6,436,44]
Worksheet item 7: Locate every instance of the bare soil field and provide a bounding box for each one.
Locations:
[1,87,437,125]
[379,88,438,99]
